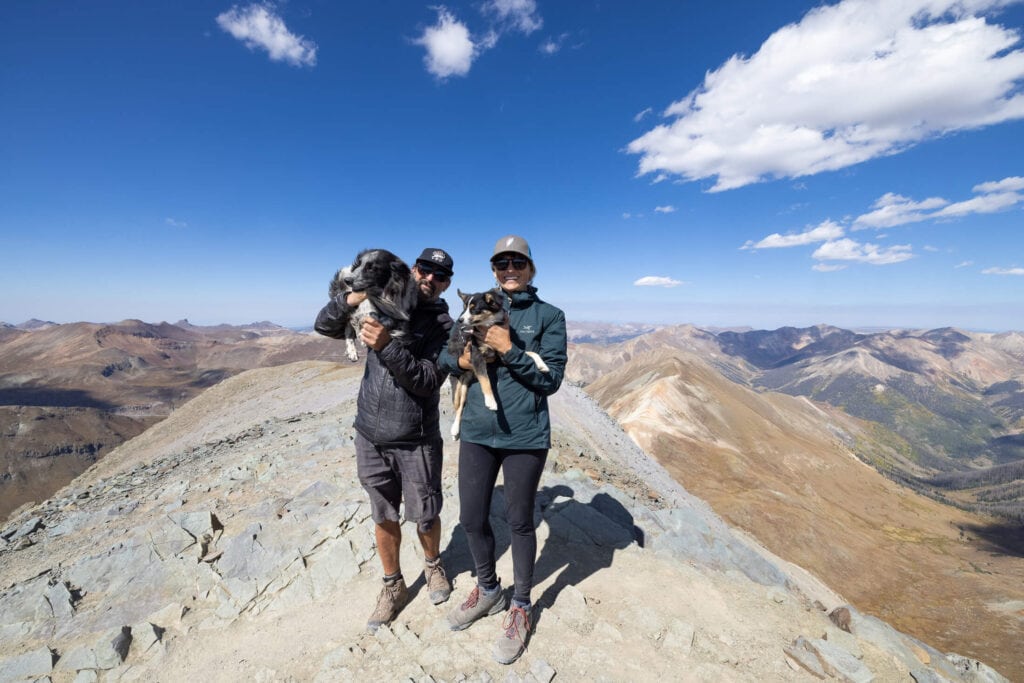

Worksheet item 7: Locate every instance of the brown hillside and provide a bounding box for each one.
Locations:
[587,348,1024,680]
[0,320,344,519]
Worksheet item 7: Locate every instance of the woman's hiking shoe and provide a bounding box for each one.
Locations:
[447,582,507,631]
[367,577,408,633]
[424,558,452,605]
[493,603,531,664]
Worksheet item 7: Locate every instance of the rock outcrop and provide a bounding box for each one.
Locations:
[0,361,1009,681]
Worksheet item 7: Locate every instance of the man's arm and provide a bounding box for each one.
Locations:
[313,296,354,339]
[374,316,452,397]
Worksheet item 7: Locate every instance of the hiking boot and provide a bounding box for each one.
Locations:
[367,577,409,633]
[493,603,531,664]
[447,582,507,631]
[424,558,452,605]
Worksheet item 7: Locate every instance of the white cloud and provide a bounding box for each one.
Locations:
[923,245,940,252]
[634,276,685,287]
[654,205,677,213]
[983,266,1024,275]
[812,238,913,265]
[539,38,559,54]
[622,212,632,219]
[974,176,1024,194]
[539,32,570,55]
[955,260,974,268]
[634,107,653,123]
[165,217,188,228]
[415,8,480,79]
[482,0,542,34]
[627,0,1024,191]
[812,263,848,272]
[742,220,844,249]
[216,3,317,67]
[933,189,1023,218]
[854,176,1024,228]
[853,193,949,229]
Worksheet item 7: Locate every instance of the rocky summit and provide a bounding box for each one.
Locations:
[0,361,1010,682]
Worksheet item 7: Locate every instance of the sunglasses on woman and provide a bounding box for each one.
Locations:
[492,257,530,271]
[415,263,450,282]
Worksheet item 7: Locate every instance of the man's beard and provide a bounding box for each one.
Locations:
[417,278,437,301]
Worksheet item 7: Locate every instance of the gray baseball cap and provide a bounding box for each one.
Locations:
[491,235,532,262]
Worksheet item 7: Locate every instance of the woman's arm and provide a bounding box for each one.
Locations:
[498,308,566,396]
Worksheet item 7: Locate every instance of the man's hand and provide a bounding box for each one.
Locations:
[345,291,368,307]
[481,322,513,356]
[360,317,391,351]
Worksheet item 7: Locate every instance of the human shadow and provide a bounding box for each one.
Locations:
[531,485,641,622]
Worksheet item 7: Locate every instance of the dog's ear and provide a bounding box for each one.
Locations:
[328,268,346,299]
[458,289,471,305]
[389,259,411,281]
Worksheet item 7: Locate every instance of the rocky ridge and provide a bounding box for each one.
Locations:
[0,361,1009,682]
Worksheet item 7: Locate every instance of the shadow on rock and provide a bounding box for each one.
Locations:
[532,486,639,620]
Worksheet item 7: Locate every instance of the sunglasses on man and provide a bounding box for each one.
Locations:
[492,257,530,271]
[415,263,450,282]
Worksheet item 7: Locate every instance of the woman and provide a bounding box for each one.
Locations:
[438,235,567,665]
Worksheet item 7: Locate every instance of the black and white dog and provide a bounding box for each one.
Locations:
[328,248,418,361]
[448,287,548,440]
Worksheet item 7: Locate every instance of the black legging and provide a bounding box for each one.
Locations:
[458,441,548,605]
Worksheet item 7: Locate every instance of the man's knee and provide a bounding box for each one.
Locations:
[417,517,437,534]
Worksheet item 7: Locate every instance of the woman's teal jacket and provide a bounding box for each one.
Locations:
[438,286,567,449]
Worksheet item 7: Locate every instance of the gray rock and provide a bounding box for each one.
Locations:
[529,658,556,683]
[0,646,56,680]
[945,653,1011,683]
[663,619,696,654]
[910,668,955,683]
[804,637,874,682]
[650,507,789,586]
[94,626,132,669]
[44,582,76,620]
[783,637,826,679]
[169,511,220,540]
[11,517,45,541]
[55,644,99,671]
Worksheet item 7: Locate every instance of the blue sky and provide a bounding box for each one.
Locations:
[2,0,1023,331]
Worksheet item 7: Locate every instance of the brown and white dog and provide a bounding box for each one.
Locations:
[448,287,548,440]
[328,248,418,361]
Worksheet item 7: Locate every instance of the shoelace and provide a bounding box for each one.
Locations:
[461,586,480,609]
[502,605,530,644]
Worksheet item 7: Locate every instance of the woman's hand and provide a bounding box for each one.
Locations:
[481,322,513,356]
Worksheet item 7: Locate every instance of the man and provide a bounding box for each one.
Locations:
[314,247,455,632]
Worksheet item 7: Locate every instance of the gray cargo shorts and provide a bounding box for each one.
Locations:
[355,432,443,525]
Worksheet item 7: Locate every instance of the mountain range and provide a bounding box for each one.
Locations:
[2,318,1023,678]
[571,324,1024,678]
[0,319,340,520]
[0,360,1010,681]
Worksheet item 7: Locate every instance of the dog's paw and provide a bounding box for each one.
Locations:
[484,396,498,411]
[450,421,461,440]
[525,351,549,373]
[345,340,359,362]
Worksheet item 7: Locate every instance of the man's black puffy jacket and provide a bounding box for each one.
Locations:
[314,297,453,446]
